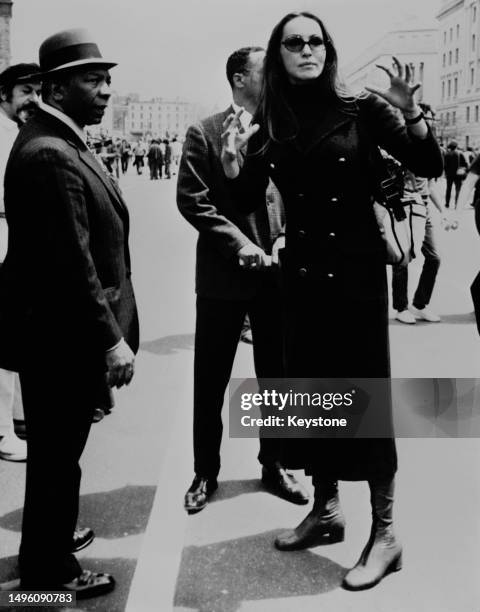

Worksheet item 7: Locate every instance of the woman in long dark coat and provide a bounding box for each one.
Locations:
[221,11,443,591]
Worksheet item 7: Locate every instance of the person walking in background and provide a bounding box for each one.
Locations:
[170,136,182,174]
[453,152,480,335]
[221,11,442,590]
[177,45,309,515]
[133,139,146,174]
[0,63,41,462]
[0,29,138,597]
[164,138,172,179]
[393,106,447,324]
[120,138,131,174]
[147,138,162,180]
[444,140,467,208]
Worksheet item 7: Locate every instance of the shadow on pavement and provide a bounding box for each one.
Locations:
[140,334,194,355]
[209,479,264,504]
[436,312,476,325]
[0,556,136,612]
[174,530,346,612]
[0,485,156,539]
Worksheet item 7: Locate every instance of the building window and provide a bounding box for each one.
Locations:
[473,34,476,52]
[455,48,459,63]
[448,79,451,97]
[446,111,450,125]
[471,67,475,86]
[474,6,477,22]
[454,77,458,96]
[456,24,460,38]
[442,53,446,68]
[467,106,470,122]
[444,31,447,44]
[442,81,445,101]
[476,105,479,122]
[449,51,452,65]
[453,111,456,125]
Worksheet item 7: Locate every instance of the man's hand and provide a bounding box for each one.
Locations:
[220,108,259,179]
[105,338,135,388]
[237,243,270,270]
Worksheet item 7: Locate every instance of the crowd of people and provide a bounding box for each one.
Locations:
[87,134,183,180]
[0,9,479,605]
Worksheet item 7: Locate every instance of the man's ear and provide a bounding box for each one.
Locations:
[49,80,65,102]
[0,85,7,104]
[232,72,245,90]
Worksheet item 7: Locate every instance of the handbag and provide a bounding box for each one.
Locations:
[371,150,425,266]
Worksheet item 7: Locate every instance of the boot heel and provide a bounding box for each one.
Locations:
[390,552,402,572]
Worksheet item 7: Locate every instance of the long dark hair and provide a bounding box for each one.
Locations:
[256,11,354,150]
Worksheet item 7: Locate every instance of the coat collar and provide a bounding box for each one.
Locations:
[34,109,128,218]
[292,103,359,156]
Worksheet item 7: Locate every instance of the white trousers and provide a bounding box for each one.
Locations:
[0,368,15,437]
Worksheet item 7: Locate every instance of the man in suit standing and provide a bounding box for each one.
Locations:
[177,46,309,513]
[0,63,41,463]
[0,29,138,597]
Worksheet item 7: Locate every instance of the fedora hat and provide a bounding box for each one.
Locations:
[39,28,117,75]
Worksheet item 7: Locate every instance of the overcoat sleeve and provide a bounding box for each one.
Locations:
[360,94,444,178]
[176,123,253,258]
[28,146,123,351]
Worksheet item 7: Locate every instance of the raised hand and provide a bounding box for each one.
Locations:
[220,108,259,178]
[366,57,421,113]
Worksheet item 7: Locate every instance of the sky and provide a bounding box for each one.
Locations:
[10,0,443,109]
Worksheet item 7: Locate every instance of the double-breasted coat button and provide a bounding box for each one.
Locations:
[338,157,346,162]
[270,163,275,169]
[329,232,336,237]
[331,197,338,203]
[298,229,306,237]
[299,267,307,277]
[327,273,334,278]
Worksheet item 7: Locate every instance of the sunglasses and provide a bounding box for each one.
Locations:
[281,35,325,53]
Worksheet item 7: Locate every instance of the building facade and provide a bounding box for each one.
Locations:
[437,0,480,148]
[343,17,439,111]
[125,97,198,140]
[0,0,13,73]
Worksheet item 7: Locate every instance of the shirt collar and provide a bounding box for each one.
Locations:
[40,102,86,144]
[231,102,252,130]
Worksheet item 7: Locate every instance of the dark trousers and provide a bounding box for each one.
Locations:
[445,175,463,208]
[121,154,129,174]
[149,160,159,180]
[18,363,100,586]
[392,206,441,311]
[193,284,284,478]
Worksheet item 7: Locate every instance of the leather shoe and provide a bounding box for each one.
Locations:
[62,570,115,599]
[261,465,309,505]
[72,527,95,552]
[184,475,218,514]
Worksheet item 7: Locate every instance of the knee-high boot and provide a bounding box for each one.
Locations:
[343,477,402,590]
[275,478,345,550]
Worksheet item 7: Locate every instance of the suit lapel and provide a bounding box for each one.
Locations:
[75,147,128,218]
[35,110,129,219]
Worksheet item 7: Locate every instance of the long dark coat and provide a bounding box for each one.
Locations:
[234,93,443,480]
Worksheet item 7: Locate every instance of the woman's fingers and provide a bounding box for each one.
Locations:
[405,63,411,84]
[375,64,394,79]
[392,56,403,78]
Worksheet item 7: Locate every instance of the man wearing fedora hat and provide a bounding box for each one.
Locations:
[0,63,41,464]
[0,29,138,598]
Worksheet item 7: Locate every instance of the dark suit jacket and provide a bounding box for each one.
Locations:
[0,109,139,373]
[177,107,276,300]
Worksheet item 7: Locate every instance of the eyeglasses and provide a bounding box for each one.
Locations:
[281,35,325,53]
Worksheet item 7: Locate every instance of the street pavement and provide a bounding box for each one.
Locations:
[1,170,480,611]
